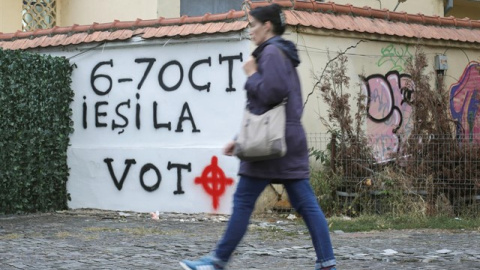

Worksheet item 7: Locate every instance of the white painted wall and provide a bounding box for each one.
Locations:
[42,37,250,214]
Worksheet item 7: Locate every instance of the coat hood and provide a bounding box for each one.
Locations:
[252,36,301,67]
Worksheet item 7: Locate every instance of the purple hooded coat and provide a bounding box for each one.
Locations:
[238,36,310,180]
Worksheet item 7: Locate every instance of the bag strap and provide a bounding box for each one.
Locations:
[246,45,290,111]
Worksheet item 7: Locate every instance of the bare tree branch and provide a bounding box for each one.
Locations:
[303,40,366,109]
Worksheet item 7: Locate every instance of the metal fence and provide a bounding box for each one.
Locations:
[307,133,480,215]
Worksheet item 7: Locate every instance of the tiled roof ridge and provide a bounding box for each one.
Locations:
[0,9,247,41]
[2,0,480,50]
[246,0,480,29]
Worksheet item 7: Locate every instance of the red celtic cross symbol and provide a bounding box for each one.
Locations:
[195,156,234,210]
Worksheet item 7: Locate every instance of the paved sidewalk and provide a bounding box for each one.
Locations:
[1,210,479,270]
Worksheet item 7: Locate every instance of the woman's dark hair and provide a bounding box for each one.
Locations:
[249,3,286,35]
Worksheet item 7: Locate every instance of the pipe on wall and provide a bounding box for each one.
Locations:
[445,0,454,14]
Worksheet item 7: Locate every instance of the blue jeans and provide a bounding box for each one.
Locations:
[214,176,336,268]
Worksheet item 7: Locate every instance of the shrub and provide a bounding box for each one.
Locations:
[310,47,479,217]
[0,49,74,214]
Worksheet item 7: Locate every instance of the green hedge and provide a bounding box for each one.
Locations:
[0,49,73,214]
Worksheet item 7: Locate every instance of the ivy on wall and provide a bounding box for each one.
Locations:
[0,48,73,214]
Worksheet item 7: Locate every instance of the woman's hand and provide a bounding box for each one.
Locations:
[223,141,235,156]
[243,56,257,77]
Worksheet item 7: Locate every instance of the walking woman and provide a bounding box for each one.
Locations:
[180,4,336,270]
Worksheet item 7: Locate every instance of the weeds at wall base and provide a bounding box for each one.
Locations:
[326,214,480,232]
[309,46,479,218]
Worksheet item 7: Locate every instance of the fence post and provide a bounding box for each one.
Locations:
[331,133,336,173]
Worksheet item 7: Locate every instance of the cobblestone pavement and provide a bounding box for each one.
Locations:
[1,210,479,270]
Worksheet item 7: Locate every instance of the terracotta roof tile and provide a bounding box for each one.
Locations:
[83,31,102,43]
[283,6,480,44]
[424,15,442,25]
[150,27,171,38]
[166,25,184,37]
[0,8,247,50]
[389,11,408,22]
[11,39,28,50]
[133,28,146,36]
[338,14,357,32]
[384,22,402,37]
[218,22,235,33]
[115,29,133,40]
[134,18,160,28]
[207,22,225,34]
[59,34,79,46]
[49,34,67,47]
[0,33,15,40]
[95,31,112,42]
[394,21,416,38]
[0,42,10,50]
[442,29,460,41]
[161,17,183,25]
[416,25,433,39]
[71,32,87,44]
[191,22,213,35]
[29,35,47,48]
[19,40,34,50]
[234,20,249,30]
[38,36,54,47]
[315,12,337,30]
[288,10,313,27]
[405,22,422,38]
[31,28,52,36]
[293,0,314,11]
[179,24,199,36]
[248,1,273,9]
[111,20,135,29]
[457,28,477,42]
[427,27,444,40]
[92,22,116,31]
[141,27,159,39]
[285,10,301,27]
[206,13,232,22]
[365,17,389,35]
[12,30,31,39]
[472,20,480,28]
[106,30,124,41]
[2,0,480,51]
[283,10,298,26]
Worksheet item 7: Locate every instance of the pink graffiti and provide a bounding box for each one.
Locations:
[449,62,480,143]
[361,71,414,162]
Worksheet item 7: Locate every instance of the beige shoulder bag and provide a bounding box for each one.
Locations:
[233,99,287,162]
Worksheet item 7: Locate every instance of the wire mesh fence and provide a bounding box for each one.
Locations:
[307,133,480,216]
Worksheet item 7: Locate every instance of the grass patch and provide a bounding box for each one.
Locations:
[83,226,183,236]
[0,233,22,240]
[55,231,73,238]
[327,215,480,232]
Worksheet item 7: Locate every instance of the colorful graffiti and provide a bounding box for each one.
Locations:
[449,62,480,143]
[377,44,413,73]
[195,156,234,210]
[361,71,415,161]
